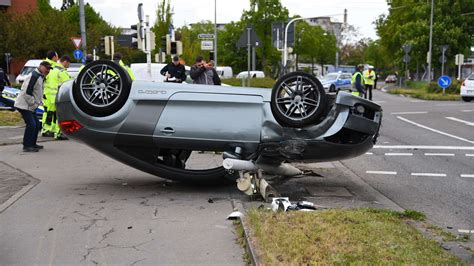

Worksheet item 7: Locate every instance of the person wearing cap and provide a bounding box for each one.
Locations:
[351,64,365,97]
[49,55,73,140]
[363,66,376,100]
[112,52,136,81]
[79,54,94,73]
[41,50,60,137]
[160,55,186,83]
[14,61,52,152]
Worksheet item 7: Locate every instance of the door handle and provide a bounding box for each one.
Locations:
[160,127,175,134]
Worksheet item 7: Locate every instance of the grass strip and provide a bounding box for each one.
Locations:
[0,110,23,126]
[222,77,275,88]
[247,208,463,265]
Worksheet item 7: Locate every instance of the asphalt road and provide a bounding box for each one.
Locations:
[343,89,474,235]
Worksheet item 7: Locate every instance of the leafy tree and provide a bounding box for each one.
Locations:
[218,21,248,73]
[176,21,215,65]
[151,0,173,54]
[241,0,289,74]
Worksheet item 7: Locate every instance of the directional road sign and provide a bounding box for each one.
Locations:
[201,40,214,50]
[237,26,261,48]
[198,33,215,39]
[73,49,83,60]
[70,37,82,49]
[438,75,451,89]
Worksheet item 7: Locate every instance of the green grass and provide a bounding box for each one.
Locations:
[222,77,275,88]
[246,208,463,265]
[388,80,461,101]
[0,110,23,126]
[233,220,252,265]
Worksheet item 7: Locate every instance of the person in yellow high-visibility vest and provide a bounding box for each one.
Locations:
[351,64,365,97]
[41,51,59,137]
[363,66,376,100]
[112,53,136,81]
[44,55,73,140]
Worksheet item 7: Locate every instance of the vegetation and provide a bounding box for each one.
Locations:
[0,111,23,126]
[388,80,462,101]
[222,77,275,88]
[246,208,463,265]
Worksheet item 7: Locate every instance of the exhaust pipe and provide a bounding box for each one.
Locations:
[223,158,302,176]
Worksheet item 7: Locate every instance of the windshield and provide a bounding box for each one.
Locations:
[20,66,36,76]
[467,74,474,80]
[323,74,338,80]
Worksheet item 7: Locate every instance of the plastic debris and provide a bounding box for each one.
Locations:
[227,211,243,220]
[271,197,291,212]
[271,198,317,212]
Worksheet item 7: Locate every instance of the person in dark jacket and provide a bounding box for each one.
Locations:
[160,56,186,83]
[14,61,52,152]
[189,56,221,85]
[351,64,365,97]
[0,67,13,108]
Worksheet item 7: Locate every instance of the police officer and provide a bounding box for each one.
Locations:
[112,52,136,81]
[160,56,186,83]
[363,66,376,100]
[45,55,73,140]
[351,64,365,97]
[41,51,60,137]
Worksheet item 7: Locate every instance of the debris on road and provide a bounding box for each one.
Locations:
[271,197,317,212]
[227,210,243,220]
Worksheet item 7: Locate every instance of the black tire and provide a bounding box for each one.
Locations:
[462,97,472,102]
[329,84,336,92]
[271,72,327,127]
[72,60,132,117]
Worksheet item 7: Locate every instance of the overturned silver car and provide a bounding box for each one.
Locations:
[56,60,382,183]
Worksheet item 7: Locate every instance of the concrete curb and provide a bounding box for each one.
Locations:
[234,201,260,266]
[0,161,40,213]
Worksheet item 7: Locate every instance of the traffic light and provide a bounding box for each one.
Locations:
[209,51,214,61]
[131,24,139,49]
[170,41,177,55]
[161,35,167,51]
[100,36,113,56]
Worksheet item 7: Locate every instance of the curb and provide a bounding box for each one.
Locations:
[0,161,40,213]
[234,201,260,266]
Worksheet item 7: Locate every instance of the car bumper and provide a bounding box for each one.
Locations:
[460,86,474,97]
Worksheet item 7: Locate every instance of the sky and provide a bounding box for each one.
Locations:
[50,0,389,40]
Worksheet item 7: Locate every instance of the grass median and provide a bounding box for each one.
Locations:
[387,80,461,101]
[246,208,463,264]
[0,110,23,126]
[222,77,275,88]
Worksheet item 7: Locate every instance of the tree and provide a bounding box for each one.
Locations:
[241,0,289,74]
[176,21,215,65]
[218,21,248,73]
[151,0,173,54]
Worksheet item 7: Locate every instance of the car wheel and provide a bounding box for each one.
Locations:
[271,72,327,127]
[461,96,472,102]
[329,85,336,92]
[72,60,132,117]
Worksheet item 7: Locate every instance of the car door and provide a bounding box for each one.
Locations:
[154,92,264,151]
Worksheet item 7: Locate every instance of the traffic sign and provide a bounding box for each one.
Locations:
[73,49,83,60]
[402,44,412,53]
[438,75,451,89]
[70,37,82,49]
[198,34,215,39]
[403,54,411,63]
[237,26,261,48]
[201,40,213,50]
[439,55,447,64]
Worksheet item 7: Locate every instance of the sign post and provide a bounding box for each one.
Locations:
[455,54,464,80]
[439,45,448,76]
[437,75,452,95]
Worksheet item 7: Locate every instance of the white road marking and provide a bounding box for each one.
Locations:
[466,154,474,157]
[366,171,397,175]
[374,101,386,104]
[460,174,474,178]
[397,116,474,144]
[384,153,413,156]
[365,152,374,155]
[458,229,473,234]
[424,153,455,157]
[410,100,426,103]
[374,145,474,150]
[445,117,474,126]
[8,135,24,140]
[391,111,428,115]
[411,173,447,177]
[461,110,474,112]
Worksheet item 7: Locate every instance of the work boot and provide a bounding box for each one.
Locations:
[42,132,54,137]
[55,135,68,141]
[33,144,44,149]
[23,147,39,152]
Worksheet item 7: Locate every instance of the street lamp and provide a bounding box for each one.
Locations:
[214,0,217,67]
[427,0,434,82]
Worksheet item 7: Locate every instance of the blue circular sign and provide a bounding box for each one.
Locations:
[73,49,83,60]
[437,75,451,89]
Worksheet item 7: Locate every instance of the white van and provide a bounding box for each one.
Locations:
[216,66,233,79]
[16,60,82,83]
[236,71,265,79]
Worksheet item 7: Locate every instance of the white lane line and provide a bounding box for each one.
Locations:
[365,152,374,155]
[445,117,474,126]
[366,171,397,175]
[411,173,447,177]
[397,116,474,144]
[460,174,474,178]
[391,111,428,115]
[424,153,455,157]
[374,145,474,150]
[385,153,413,156]
[466,154,474,157]
[458,229,473,234]
[410,100,426,103]
[374,101,386,104]
[461,110,474,112]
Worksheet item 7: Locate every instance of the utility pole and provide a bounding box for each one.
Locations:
[214,0,218,67]
[79,0,87,52]
[427,0,434,82]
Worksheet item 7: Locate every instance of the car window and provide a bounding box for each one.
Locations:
[20,66,36,76]
[323,74,338,80]
[467,74,474,80]
[341,74,352,79]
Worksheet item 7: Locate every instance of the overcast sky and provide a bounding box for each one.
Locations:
[50,0,389,40]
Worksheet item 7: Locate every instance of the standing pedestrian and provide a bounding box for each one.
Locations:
[49,55,73,140]
[14,61,52,152]
[351,64,365,98]
[160,55,186,83]
[0,67,13,109]
[112,53,136,81]
[363,66,376,100]
[190,56,221,85]
[41,50,60,137]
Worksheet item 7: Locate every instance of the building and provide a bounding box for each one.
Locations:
[0,0,37,14]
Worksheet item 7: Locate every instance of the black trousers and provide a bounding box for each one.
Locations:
[365,85,373,100]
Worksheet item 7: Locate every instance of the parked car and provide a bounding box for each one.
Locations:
[0,86,44,120]
[236,71,265,79]
[321,72,353,92]
[460,73,474,102]
[16,60,82,84]
[216,66,233,79]
[56,60,382,184]
[385,75,397,83]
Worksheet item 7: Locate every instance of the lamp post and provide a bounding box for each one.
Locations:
[214,0,217,67]
[427,0,434,82]
[283,17,304,68]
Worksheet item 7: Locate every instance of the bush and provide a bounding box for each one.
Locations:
[222,77,275,88]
